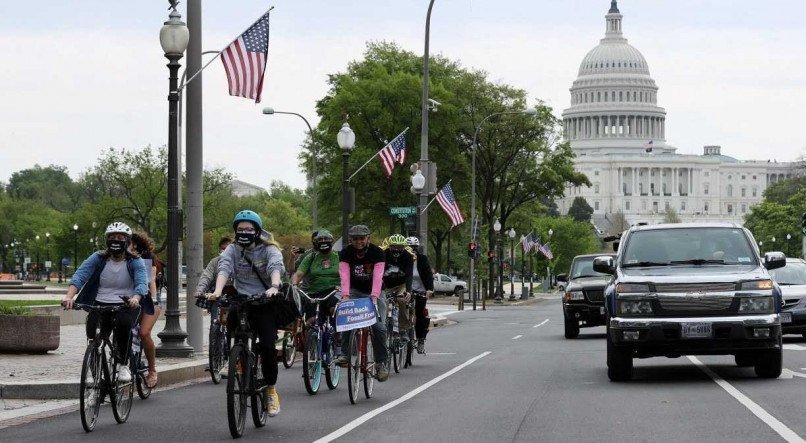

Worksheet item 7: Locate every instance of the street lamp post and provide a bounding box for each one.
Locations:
[337,122,356,245]
[72,224,78,277]
[547,228,554,288]
[469,109,537,308]
[45,232,50,282]
[35,235,41,281]
[418,0,437,251]
[263,107,318,228]
[493,218,503,303]
[157,3,193,357]
[508,228,516,300]
[787,233,792,255]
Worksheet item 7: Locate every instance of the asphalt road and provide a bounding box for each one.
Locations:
[5,300,806,442]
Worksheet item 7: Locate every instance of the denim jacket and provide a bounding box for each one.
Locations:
[71,252,153,315]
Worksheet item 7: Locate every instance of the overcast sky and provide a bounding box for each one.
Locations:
[1,0,804,191]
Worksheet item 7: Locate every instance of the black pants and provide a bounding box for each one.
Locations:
[228,302,278,385]
[414,293,430,340]
[86,303,141,365]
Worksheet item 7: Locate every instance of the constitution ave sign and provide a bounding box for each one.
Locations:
[389,206,417,219]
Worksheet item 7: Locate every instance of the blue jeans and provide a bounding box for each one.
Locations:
[340,289,388,365]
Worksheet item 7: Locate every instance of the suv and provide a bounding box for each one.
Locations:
[557,253,615,339]
[593,223,786,381]
[433,273,467,296]
[768,257,806,339]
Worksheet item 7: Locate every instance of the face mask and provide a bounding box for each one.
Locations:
[318,245,332,254]
[107,239,127,253]
[235,232,255,246]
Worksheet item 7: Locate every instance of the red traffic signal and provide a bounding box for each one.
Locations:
[487,250,495,262]
[468,241,478,258]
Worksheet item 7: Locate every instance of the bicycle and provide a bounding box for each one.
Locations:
[224,294,271,439]
[386,290,416,372]
[341,300,380,405]
[196,295,230,384]
[294,286,341,395]
[281,317,304,369]
[130,323,152,399]
[72,301,140,432]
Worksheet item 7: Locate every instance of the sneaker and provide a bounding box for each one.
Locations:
[376,363,389,382]
[334,355,349,367]
[117,364,132,383]
[266,389,280,417]
[416,339,426,354]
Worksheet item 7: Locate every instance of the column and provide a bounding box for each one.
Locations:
[673,167,678,196]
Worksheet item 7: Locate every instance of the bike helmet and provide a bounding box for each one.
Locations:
[232,210,263,231]
[406,236,420,247]
[105,222,132,238]
[348,224,370,237]
[387,234,407,246]
[314,229,334,242]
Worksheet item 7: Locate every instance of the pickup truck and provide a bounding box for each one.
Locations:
[433,273,467,296]
[557,253,615,339]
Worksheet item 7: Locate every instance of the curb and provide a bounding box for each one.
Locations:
[0,359,209,400]
[430,315,448,328]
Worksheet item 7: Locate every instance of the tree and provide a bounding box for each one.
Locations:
[530,217,600,276]
[663,207,682,223]
[744,185,806,257]
[568,197,594,222]
[607,210,630,235]
[762,176,806,205]
[6,164,82,212]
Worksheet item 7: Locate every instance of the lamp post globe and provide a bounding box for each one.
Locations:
[338,122,355,246]
[72,224,78,278]
[507,228,516,299]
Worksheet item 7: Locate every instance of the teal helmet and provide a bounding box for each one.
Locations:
[232,210,263,232]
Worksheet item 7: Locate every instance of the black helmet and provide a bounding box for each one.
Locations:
[348,225,370,237]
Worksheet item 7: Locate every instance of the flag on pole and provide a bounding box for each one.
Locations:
[378,133,407,177]
[539,242,554,260]
[221,11,271,103]
[520,233,534,254]
[644,140,653,153]
[435,183,465,227]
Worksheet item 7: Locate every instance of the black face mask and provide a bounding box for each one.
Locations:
[317,243,333,254]
[107,239,127,253]
[235,232,256,246]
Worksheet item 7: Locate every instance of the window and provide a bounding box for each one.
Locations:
[611,91,616,101]
[704,171,710,177]
[752,175,757,180]
[727,184,733,197]
[619,91,623,101]
[598,92,601,102]
[642,200,647,210]
[594,184,600,194]
[594,170,599,176]
[653,201,659,212]
[741,204,746,213]
[704,183,709,195]
[728,175,732,180]
[741,187,746,197]
[727,204,733,214]
[625,201,631,210]
[594,201,600,211]
[704,202,709,212]
[741,175,746,180]
[681,201,686,211]
[752,187,757,197]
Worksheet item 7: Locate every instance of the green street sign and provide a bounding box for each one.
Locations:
[389,206,417,218]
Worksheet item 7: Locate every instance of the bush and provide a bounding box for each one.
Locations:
[0,304,32,316]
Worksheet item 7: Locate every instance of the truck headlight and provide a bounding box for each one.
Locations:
[738,297,772,313]
[740,280,773,290]
[565,290,584,302]
[616,283,651,294]
[619,300,653,315]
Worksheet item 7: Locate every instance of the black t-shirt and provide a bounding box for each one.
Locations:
[339,244,385,294]
[383,249,414,291]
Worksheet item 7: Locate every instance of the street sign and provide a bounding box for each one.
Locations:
[24,257,31,265]
[45,261,52,268]
[389,206,417,219]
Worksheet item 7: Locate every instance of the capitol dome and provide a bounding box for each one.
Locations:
[562,1,668,153]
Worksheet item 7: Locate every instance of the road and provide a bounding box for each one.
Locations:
[4,299,806,442]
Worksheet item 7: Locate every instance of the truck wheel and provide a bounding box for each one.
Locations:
[564,316,580,339]
[734,353,755,367]
[607,328,633,381]
[754,345,783,379]
[453,287,464,297]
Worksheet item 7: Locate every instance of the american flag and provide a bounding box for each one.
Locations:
[532,237,543,254]
[221,11,271,103]
[520,233,533,254]
[644,140,653,153]
[539,242,554,260]
[378,133,407,177]
[435,183,465,227]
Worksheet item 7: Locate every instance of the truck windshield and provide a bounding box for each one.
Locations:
[622,227,757,267]
[570,257,611,278]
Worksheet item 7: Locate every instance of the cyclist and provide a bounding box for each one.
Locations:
[406,236,434,353]
[382,234,415,341]
[291,230,339,328]
[334,224,389,382]
[208,210,285,417]
[128,231,161,388]
[62,222,150,383]
[291,230,318,291]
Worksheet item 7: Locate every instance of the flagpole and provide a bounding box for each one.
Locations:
[348,127,409,181]
[178,6,275,93]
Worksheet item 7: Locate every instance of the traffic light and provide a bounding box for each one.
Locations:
[487,250,495,263]
[468,241,478,258]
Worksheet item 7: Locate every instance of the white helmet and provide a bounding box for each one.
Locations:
[406,236,420,247]
[105,222,132,238]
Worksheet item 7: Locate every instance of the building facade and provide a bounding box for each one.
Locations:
[558,1,798,231]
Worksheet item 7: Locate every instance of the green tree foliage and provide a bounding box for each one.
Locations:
[530,216,601,276]
[568,197,594,222]
[6,164,81,212]
[762,176,806,205]
[744,182,806,258]
[663,207,682,224]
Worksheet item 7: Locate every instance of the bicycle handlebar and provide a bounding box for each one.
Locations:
[293,286,339,304]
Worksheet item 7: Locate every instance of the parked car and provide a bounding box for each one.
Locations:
[181,264,187,287]
[593,223,785,381]
[768,257,806,339]
[433,273,467,296]
[556,253,616,339]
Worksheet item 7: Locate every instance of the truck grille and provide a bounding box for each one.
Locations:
[654,283,735,293]
[657,295,734,313]
[585,289,605,302]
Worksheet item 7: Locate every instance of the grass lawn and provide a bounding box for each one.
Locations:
[0,299,61,308]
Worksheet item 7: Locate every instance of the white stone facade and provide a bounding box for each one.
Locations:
[558,1,799,229]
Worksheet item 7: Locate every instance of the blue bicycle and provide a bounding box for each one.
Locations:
[294,286,341,395]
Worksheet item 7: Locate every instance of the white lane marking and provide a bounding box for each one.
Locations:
[780,369,806,379]
[783,344,806,351]
[689,356,806,443]
[512,335,523,340]
[313,351,491,443]
[533,319,550,328]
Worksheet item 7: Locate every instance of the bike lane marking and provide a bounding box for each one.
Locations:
[313,351,491,443]
[512,335,523,340]
[688,356,806,443]
[533,319,550,328]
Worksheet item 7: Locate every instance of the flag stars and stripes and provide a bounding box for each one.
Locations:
[436,183,465,227]
[221,12,271,103]
[379,133,407,177]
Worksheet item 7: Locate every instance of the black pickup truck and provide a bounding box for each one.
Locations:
[557,253,616,339]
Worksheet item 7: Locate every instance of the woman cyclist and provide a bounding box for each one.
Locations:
[129,231,161,388]
[209,210,285,417]
[406,236,434,353]
[291,230,340,328]
[62,222,150,383]
[383,234,415,340]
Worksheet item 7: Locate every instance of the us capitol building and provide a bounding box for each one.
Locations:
[557,1,800,231]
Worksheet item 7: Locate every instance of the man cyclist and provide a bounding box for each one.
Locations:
[62,222,150,383]
[407,236,434,353]
[334,224,389,382]
[291,230,340,328]
[383,234,415,343]
[209,210,285,417]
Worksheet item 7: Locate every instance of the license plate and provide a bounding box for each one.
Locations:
[681,322,712,338]
[780,312,792,324]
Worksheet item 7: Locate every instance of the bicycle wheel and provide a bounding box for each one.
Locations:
[346,330,360,405]
[324,330,340,390]
[227,344,249,438]
[363,330,375,399]
[390,328,401,374]
[303,329,322,395]
[404,328,415,369]
[135,355,152,399]
[111,359,134,424]
[209,324,225,384]
[250,346,268,428]
[281,330,297,368]
[79,344,103,432]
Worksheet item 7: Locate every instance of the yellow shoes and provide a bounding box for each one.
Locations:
[266,388,280,417]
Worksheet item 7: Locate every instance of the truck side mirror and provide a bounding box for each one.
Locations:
[764,252,786,270]
[593,256,615,275]
[555,274,567,282]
